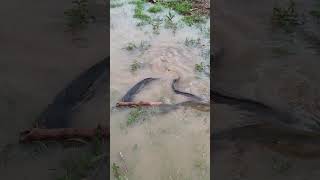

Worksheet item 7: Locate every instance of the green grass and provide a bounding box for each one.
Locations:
[163,11,178,32]
[127,107,145,125]
[133,0,151,22]
[152,21,161,34]
[160,0,192,15]
[112,162,128,180]
[182,14,206,26]
[64,0,89,30]
[195,62,205,72]
[125,42,137,51]
[111,2,124,8]
[130,60,142,72]
[148,4,162,13]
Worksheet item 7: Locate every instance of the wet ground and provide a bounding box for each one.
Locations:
[0,0,107,179]
[110,1,210,179]
[213,0,320,179]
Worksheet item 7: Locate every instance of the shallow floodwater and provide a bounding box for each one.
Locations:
[110,1,210,179]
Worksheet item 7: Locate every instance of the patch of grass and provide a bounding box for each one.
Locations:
[148,4,162,13]
[125,42,137,51]
[182,14,206,26]
[164,11,178,32]
[127,107,145,125]
[184,37,201,47]
[271,0,301,32]
[133,0,151,22]
[112,162,128,180]
[64,0,90,30]
[151,21,161,34]
[130,60,143,72]
[111,2,124,8]
[160,0,192,15]
[195,62,205,72]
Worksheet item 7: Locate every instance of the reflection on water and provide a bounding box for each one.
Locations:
[110,1,210,179]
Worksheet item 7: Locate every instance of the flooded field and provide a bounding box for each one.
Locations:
[110,0,210,179]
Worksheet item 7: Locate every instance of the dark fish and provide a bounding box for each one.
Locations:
[121,78,159,102]
[36,57,108,128]
[171,77,203,101]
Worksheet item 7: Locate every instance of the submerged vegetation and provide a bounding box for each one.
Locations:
[148,4,163,13]
[159,0,192,15]
[127,107,146,125]
[195,62,206,72]
[128,0,207,28]
[133,0,151,22]
[112,162,128,180]
[130,60,142,72]
[182,14,206,26]
[184,37,201,47]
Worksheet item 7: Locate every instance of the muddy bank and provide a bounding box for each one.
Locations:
[0,0,107,179]
[213,0,320,179]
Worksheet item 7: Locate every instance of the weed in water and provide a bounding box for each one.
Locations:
[133,0,151,22]
[271,0,301,32]
[164,11,178,32]
[127,107,145,125]
[125,42,137,51]
[64,0,90,30]
[130,60,142,72]
[185,37,201,47]
[136,20,150,26]
[152,21,161,34]
[112,162,128,180]
[182,14,206,26]
[195,62,206,72]
[111,2,124,8]
[148,4,162,13]
[166,11,175,21]
[160,0,192,15]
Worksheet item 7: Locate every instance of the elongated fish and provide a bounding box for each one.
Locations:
[36,57,108,128]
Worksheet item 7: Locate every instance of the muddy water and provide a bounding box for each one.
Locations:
[110,1,210,179]
[0,0,107,179]
[213,0,320,179]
